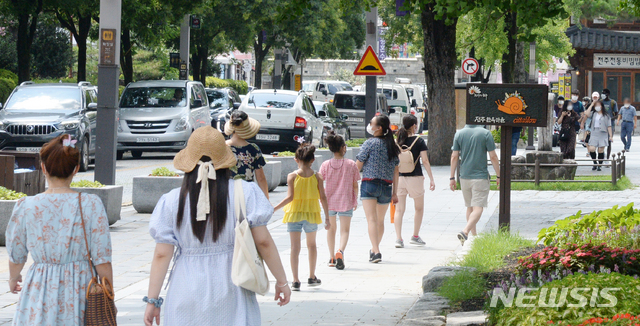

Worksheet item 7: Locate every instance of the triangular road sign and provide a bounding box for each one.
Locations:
[354,45,386,76]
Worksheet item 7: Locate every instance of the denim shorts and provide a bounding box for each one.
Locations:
[360,180,392,205]
[287,220,319,233]
[328,209,354,217]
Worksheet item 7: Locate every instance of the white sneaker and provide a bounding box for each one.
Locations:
[395,239,404,248]
[410,236,426,245]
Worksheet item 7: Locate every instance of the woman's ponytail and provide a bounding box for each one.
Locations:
[374,115,401,161]
[396,115,418,147]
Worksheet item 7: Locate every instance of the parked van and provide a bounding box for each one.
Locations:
[117,80,210,159]
[302,80,316,97]
[309,80,353,103]
[404,84,427,132]
[333,91,392,138]
[377,83,416,132]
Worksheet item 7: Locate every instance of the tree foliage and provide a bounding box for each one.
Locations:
[31,17,74,79]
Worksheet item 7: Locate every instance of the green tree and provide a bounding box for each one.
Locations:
[0,26,18,73]
[0,0,45,82]
[31,17,74,78]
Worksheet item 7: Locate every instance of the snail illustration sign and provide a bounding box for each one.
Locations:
[466,83,549,127]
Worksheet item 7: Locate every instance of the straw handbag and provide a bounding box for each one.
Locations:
[78,194,117,325]
[231,179,270,295]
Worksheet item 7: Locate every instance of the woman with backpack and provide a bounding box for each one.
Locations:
[356,115,401,263]
[394,115,435,248]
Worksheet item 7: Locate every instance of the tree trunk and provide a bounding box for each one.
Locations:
[421,7,458,165]
[514,42,527,84]
[501,12,517,84]
[120,28,133,85]
[16,9,41,83]
[201,55,208,86]
[253,33,272,90]
[76,15,91,82]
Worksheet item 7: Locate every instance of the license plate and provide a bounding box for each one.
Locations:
[348,117,364,122]
[16,147,41,152]
[136,137,160,143]
[256,134,279,141]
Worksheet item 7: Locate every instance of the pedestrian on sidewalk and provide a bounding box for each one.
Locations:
[580,95,594,146]
[601,89,619,161]
[356,115,400,263]
[554,96,565,119]
[319,131,360,270]
[145,127,290,326]
[449,125,500,246]
[6,134,113,325]
[274,144,331,291]
[585,100,613,171]
[617,97,637,152]
[511,127,522,156]
[225,110,270,198]
[557,102,579,159]
[393,115,435,249]
[569,90,585,142]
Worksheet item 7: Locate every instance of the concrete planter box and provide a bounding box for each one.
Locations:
[268,155,324,185]
[349,147,360,160]
[0,199,17,246]
[315,149,334,163]
[72,185,123,225]
[262,161,282,192]
[133,176,184,213]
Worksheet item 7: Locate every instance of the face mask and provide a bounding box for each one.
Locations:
[582,102,588,107]
[595,106,602,112]
[366,124,376,136]
[558,100,565,106]
[602,94,608,100]
[572,95,579,101]
[624,104,630,108]
[567,106,573,111]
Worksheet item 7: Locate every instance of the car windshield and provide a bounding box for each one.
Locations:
[206,90,227,108]
[5,87,81,111]
[302,83,315,92]
[407,88,414,97]
[339,83,353,91]
[120,87,187,108]
[377,88,398,100]
[334,95,365,110]
[248,93,297,108]
[325,104,340,118]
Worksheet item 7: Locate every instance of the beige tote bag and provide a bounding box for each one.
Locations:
[231,179,270,295]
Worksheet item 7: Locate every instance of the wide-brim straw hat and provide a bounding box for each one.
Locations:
[224,116,261,139]
[174,127,237,173]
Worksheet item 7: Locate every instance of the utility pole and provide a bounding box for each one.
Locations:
[179,15,190,80]
[365,8,378,138]
[273,49,283,89]
[94,0,121,185]
[526,42,537,150]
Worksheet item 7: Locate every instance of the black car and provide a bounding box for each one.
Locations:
[0,81,97,171]
[313,101,350,147]
[206,87,242,131]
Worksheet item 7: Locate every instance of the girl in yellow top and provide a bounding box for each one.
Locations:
[274,144,330,292]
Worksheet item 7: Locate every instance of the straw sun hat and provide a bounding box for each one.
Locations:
[174,126,237,173]
[224,112,261,139]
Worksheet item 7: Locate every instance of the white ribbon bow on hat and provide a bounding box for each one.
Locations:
[196,161,217,221]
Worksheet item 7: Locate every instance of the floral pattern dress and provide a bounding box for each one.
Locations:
[5,193,112,326]
[229,143,266,181]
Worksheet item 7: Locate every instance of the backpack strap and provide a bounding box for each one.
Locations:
[402,136,420,151]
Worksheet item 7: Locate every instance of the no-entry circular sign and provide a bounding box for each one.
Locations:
[462,58,479,75]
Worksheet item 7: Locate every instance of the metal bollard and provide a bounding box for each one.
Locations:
[611,155,617,186]
[534,154,540,187]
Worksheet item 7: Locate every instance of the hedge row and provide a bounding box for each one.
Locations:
[0,78,17,104]
[204,77,249,95]
[0,70,18,85]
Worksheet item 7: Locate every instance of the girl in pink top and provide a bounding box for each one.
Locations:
[319,131,360,270]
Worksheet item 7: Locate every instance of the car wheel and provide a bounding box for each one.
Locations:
[131,150,143,159]
[116,151,124,160]
[78,139,90,172]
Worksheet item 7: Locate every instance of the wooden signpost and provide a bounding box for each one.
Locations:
[466,83,549,230]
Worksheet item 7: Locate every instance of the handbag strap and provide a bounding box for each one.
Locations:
[78,193,97,279]
[234,179,247,223]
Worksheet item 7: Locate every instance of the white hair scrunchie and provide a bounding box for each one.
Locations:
[195,161,217,221]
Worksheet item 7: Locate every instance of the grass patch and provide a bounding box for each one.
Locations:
[436,269,486,303]
[346,138,366,147]
[454,229,534,273]
[479,175,633,191]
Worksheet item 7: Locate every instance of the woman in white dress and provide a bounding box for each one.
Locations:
[144,127,291,326]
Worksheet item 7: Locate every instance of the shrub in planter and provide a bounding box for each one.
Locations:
[492,273,640,326]
[0,186,26,246]
[70,180,123,225]
[132,167,182,213]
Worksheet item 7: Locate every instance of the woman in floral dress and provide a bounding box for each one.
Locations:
[225,110,269,198]
[6,135,113,325]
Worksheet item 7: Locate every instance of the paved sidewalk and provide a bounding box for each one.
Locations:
[0,137,638,325]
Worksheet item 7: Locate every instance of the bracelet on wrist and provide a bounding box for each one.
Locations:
[143,296,164,308]
[276,282,289,288]
[450,177,455,180]
[496,176,500,178]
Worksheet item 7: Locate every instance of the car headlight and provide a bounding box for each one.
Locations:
[117,117,123,132]
[60,120,80,130]
[174,116,189,132]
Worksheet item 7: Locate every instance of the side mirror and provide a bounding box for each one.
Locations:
[193,99,203,108]
[341,114,349,121]
[321,89,328,96]
[417,108,424,113]
[318,110,327,117]
[233,102,241,109]
[388,107,396,114]
[411,99,418,107]
[87,103,97,111]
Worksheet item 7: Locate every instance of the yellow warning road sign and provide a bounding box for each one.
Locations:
[354,45,386,76]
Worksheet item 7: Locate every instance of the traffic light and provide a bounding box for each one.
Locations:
[190,15,201,29]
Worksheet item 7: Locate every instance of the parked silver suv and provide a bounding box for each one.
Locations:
[117,80,210,159]
[0,81,98,171]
